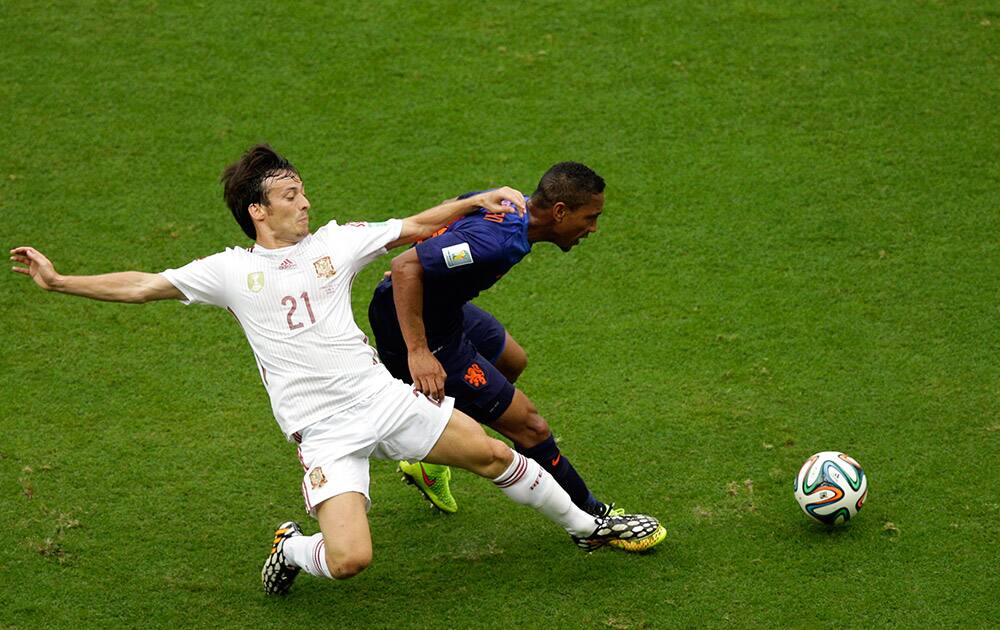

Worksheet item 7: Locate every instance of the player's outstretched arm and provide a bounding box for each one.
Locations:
[10,246,183,303]
[390,247,446,400]
[387,186,525,249]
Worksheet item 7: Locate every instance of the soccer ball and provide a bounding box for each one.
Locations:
[794,451,868,524]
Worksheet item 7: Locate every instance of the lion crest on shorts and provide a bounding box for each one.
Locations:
[309,467,328,489]
[463,362,488,388]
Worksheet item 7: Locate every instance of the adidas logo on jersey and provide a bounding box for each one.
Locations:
[278,258,297,270]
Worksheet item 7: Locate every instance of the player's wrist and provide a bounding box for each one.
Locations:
[48,272,67,291]
[469,192,488,210]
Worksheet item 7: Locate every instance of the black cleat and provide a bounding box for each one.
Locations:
[261,521,303,596]
[571,513,664,552]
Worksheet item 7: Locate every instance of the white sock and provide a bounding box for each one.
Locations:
[492,450,597,537]
[283,532,332,579]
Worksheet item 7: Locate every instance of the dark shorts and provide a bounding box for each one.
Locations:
[370,299,515,424]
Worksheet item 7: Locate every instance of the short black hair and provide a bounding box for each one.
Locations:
[531,162,605,211]
[220,144,299,239]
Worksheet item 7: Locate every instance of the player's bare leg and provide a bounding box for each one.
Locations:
[262,492,373,595]
[423,409,663,551]
[490,389,552,448]
[422,409,512,477]
[315,492,373,578]
[493,332,527,383]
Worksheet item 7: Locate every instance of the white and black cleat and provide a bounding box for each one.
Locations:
[262,521,303,596]
[571,513,664,552]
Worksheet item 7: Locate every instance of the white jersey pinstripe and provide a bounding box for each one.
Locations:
[160,219,402,438]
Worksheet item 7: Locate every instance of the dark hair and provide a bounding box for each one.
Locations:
[220,144,298,239]
[531,162,605,211]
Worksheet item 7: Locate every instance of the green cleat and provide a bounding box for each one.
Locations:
[398,460,458,514]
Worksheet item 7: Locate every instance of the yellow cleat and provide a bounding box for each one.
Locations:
[572,513,664,552]
[609,523,666,552]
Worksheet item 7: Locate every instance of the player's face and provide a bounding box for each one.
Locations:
[554,192,604,252]
[263,173,311,242]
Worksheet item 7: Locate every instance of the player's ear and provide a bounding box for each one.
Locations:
[551,201,568,222]
[248,203,266,220]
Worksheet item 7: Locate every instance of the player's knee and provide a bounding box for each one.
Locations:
[326,548,372,580]
[514,414,551,448]
[495,394,550,447]
[489,437,513,464]
[481,437,514,477]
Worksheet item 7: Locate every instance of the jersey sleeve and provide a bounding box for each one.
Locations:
[414,220,508,280]
[159,252,230,308]
[332,219,404,271]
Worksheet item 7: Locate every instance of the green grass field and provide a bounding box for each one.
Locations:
[2,1,998,627]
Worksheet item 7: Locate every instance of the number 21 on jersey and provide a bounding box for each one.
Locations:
[281,292,316,330]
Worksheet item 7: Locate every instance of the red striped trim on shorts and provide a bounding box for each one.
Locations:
[302,479,313,513]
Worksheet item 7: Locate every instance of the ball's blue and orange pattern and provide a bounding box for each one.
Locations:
[794,451,868,525]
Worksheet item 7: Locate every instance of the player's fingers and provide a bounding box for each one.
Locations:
[417,376,433,397]
[483,188,520,215]
[500,198,524,217]
[489,198,519,217]
[497,187,526,215]
[508,187,526,214]
[11,266,30,275]
[419,373,434,399]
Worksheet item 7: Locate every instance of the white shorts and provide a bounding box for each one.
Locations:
[294,380,454,517]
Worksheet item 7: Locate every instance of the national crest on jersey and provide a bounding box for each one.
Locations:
[313,256,336,278]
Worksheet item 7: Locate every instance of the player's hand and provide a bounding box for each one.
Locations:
[408,347,447,402]
[10,246,60,291]
[475,187,526,217]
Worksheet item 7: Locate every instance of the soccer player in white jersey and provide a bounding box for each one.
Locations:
[10,144,663,595]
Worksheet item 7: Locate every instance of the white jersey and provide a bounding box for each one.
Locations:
[160,219,403,438]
